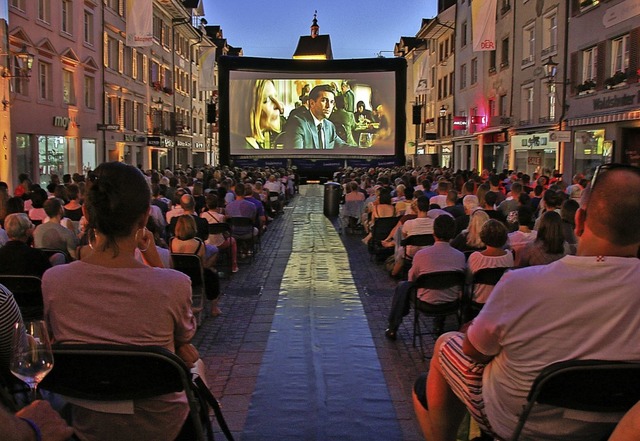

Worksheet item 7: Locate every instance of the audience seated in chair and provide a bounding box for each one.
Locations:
[32,198,79,262]
[42,162,201,441]
[0,213,51,276]
[385,214,465,340]
[412,165,640,441]
[200,193,238,273]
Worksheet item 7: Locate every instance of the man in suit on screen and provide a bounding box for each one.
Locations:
[283,84,354,150]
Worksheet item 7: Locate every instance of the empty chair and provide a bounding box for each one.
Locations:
[39,344,209,441]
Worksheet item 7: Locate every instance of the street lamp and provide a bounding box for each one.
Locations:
[544,56,559,83]
[2,45,35,79]
[439,104,448,117]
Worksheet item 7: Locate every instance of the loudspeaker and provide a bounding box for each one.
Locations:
[412,105,422,125]
[207,103,216,124]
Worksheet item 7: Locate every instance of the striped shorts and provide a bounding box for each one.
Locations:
[438,332,495,435]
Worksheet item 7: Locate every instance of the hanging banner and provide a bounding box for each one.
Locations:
[199,47,217,91]
[414,55,429,95]
[126,0,153,47]
[472,0,498,52]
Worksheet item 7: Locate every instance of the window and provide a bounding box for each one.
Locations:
[84,11,94,45]
[443,75,448,98]
[449,72,455,96]
[460,64,467,89]
[84,76,95,109]
[461,21,468,47]
[489,99,496,117]
[106,96,119,125]
[501,37,509,67]
[471,58,478,84]
[62,0,73,35]
[542,10,557,56]
[38,0,51,23]
[522,23,535,65]
[10,0,26,11]
[38,62,52,101]
[438,78,442,100]
[521,84,534,123]
[123,46,133,77]
[611,34,629,75]
[106,0,123,15]
[547,84,557,120]
[62,70,75,105]
[153,16,162,42]
[499,94,507,116]
[135,103,146,132]
[105,34,119,70]
[162,22,170,48]
[123,100,134,131]
[582,46,597,82]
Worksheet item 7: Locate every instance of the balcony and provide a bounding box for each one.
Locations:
[521,55,534,67]
[519,119,533,126]
[541,45,557,58]
[539,116,557,124]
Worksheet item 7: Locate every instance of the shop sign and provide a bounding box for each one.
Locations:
[147,136,162,147]
[124,134,146,142]
[176,140,192,148]
[593,93,635,111]
[192,142,205,151]
[97,124,119,131]
[527,156,542,165]
[53,116,79,130]
[549,131,571,142]
[470,115,487,125]
[453,116,468,129]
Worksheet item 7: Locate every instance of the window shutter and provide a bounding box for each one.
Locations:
[629,27,639,84]
[596,41,606,90]
[103,32,108,67]
[118,40,124,73]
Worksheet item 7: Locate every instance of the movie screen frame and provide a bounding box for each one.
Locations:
[217,56,406,165]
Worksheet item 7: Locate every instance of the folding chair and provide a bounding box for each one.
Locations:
[368,217,398,262]
[171,253,206,325]
[268,191,282,216]
[339,200,365,234]
[37,247,73,264]
[207,223,233,277]
[0,275,43,320]
[39,344,208,441]
[462,267,509,322]
[411,271,465,349]
[510,359,640,441]
[228,217,257,261]
[400,234,435,278]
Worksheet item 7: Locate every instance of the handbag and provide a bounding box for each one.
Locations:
[192,376,235,441]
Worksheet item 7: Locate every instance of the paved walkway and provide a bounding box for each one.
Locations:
[192,185,434,441]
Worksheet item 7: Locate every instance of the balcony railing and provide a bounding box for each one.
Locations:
[541,45,557,58]
[539,116,557,124]
[521,55,534,66]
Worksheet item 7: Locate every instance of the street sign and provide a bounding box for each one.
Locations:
[549,130,571,142]
[97,124,119,131]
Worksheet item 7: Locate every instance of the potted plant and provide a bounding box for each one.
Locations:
[576,79,596,94]
[604,71,627,89]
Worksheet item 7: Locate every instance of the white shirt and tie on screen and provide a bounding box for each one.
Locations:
[283,84,353,150]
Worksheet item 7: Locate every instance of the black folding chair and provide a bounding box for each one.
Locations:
[462,267,509,322]
[510,359,640,441]
[411,271,466,350]
[400,234,435,278]
[171,253,206,325]
[368,217,398,262]
[228,217,257,261]
[0,275,43,320]
[207,223,233,277]
[39,344,208,441]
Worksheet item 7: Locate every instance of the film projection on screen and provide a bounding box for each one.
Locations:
[217,56,406,160]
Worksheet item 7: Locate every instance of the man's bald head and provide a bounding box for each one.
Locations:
[180,194,195,212]
[582,168,640,246]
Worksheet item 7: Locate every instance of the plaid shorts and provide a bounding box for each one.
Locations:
[438,332,495,435]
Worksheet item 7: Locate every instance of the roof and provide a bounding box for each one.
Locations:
[293,35,333,60]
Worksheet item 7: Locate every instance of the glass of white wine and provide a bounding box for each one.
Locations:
[10,320,54,402]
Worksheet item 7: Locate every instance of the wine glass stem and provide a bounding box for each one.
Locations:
[30,385,38,402]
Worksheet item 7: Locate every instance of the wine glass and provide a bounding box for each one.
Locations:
[10,320,54,402]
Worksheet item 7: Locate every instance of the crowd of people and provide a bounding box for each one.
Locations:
[334,163,640,440]
[0,161,639,440]
[0,164,297,440]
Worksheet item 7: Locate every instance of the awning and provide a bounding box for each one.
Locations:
[568,109,640,127]
[474,125,510,136]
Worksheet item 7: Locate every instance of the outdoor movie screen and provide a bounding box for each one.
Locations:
[218,57,406,160]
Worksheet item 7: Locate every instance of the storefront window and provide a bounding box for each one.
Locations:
[38,135,66,184]
[573,129,609,175]
[15,134,32,178]
[82,139,97,173]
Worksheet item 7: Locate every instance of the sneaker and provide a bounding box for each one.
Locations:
[232,266,239,273]
[384,329,397,341]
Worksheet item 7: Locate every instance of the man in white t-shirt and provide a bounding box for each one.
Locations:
[413,165,640,441]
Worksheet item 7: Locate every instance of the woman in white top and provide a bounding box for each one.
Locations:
[200,193,238,273]
[467,219,514,304]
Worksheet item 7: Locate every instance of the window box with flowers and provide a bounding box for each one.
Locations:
[162,87,173,95]
[604,71,627,89]
[152,81,162,91]
[576,79,596,95]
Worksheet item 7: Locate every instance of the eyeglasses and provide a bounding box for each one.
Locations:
[590,163,640,191]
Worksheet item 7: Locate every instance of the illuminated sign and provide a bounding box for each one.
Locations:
[453,116,468,129]
[470,115,487,125]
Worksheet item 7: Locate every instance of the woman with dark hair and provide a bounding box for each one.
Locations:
[63,184,83,221]
[27,188,48,224]
[362,187,396,244]
[201,193,238,273]
[42,162,199,440]
[467,219,514,304]
[517,210,569,267]
[560,198,579,254]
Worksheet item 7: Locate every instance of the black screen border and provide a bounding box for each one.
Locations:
[217,56,406,166]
